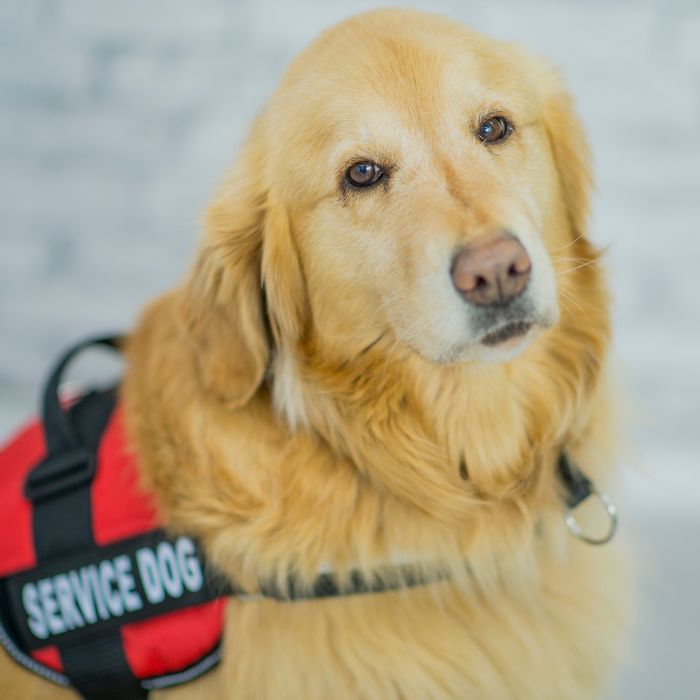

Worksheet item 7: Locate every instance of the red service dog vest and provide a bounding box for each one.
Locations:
[0,338,226,699]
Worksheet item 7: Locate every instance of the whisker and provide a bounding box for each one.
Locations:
[558,289,589,325]
[547,231,586,253]
[550,255,592,262]
[555,257,602,276]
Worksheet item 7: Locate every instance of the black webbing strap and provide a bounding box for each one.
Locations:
[23,335,147,700]
[60,633,145,700]
[240,565,451,602]
[557,453,594,509]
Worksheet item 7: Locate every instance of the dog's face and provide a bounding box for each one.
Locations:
[185,10,592,405]
[304,89,560,365]
[261,11,579,365]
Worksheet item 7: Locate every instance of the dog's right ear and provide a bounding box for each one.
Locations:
[179,121,271,409]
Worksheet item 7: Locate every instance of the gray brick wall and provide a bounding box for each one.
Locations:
[1,1,698,697]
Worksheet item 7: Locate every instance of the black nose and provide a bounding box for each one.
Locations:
[451,232,531,306]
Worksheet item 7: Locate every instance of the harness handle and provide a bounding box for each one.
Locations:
[24,336,124,502]
[41,335,124,452]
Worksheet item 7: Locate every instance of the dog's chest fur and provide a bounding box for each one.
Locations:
[152,542,628,700]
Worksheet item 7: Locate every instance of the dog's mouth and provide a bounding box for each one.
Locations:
[480,320,533,347]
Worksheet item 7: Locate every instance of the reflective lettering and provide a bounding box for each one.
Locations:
[98,560,123,616]
[87,565,109,620]
[114,555,142,612]
[157,542,183,598]
[37,578,64,635]
[177,537,203,592]
[69,569,97,623]
[22,583,48,640]
[136,547,164,604]
[53,574,84,630]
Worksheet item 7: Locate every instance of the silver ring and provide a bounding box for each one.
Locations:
[564,489,618,545]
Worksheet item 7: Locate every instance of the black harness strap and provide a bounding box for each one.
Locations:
[24,336,147,700]
[246,564,453,601]
[557,452,594,509]
[28,387,115,559]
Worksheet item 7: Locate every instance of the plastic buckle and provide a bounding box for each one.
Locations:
[24,448,95,502]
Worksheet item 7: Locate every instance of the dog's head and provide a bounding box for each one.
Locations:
[181,9,593,409]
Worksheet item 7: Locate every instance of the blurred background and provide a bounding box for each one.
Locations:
[0,1,698,697]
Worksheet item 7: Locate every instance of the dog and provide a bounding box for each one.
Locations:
[1,8,631,699]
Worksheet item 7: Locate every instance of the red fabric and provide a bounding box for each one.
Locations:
[0,400,227,683]
[30,645,63,673]
[91,406,160,546]
[122,599,226,678]
[0,420,44,576]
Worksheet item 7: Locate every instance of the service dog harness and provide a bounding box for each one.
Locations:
[0,336,618,698]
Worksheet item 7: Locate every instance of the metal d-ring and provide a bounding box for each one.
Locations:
[564,488,619,545]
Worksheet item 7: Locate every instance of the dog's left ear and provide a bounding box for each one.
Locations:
[178,114,309,408]
[261,199,308,348]
[178,119,272,409]
[538,69,593,239]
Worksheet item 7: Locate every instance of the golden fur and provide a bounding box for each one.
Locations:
[1,9,631,699]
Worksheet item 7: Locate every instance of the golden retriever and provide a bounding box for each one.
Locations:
[1,8,630,699]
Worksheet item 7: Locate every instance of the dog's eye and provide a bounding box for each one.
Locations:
[477,116,511,144]
[345,161,384,188]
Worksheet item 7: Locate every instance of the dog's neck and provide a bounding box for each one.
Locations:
[272,267,609,525]
[125,251,610,589]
